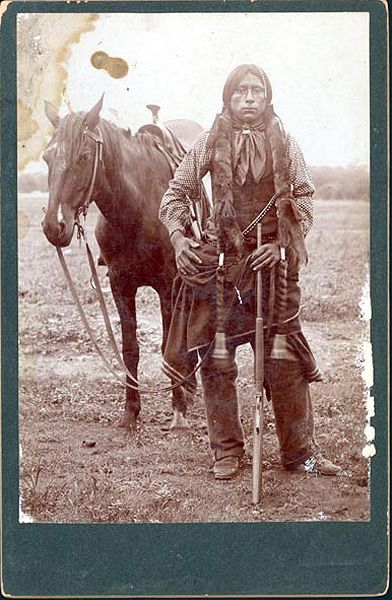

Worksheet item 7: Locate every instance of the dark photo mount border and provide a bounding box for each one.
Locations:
[1,1,388,598]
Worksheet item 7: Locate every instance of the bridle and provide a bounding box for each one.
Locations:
[74,126,104,224]
[55,124,206,394]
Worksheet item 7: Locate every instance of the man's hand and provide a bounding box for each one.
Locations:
[250,242,280,271]
[171,231,203,275]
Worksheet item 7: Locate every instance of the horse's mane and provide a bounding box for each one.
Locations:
[53,112,168,200]
[55,112,160,165]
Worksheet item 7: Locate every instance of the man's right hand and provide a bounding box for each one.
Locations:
[171,231,203,275]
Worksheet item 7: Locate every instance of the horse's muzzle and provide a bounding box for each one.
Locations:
[42,217,73,247]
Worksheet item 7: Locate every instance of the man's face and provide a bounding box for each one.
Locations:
[229,72,267,124]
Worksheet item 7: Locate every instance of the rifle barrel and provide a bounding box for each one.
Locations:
[252,393,263,504]
[252,222,264,505]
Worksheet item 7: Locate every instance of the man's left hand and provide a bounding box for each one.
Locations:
[250,243,280,271]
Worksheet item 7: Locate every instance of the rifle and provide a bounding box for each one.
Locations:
[252,222,264,504]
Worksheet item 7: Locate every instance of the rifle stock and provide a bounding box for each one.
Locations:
[252,223,264,505]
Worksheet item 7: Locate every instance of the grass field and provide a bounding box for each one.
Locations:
[18,195,371,522]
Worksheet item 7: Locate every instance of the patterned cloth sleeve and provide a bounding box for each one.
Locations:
[286,133,315,237]
[159,129,315,238]
[159,131,212,237]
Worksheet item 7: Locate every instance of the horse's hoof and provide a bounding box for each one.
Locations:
[169,409,190,430]
[118,413,138,431]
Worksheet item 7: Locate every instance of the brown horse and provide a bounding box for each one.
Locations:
[42,96,200,431]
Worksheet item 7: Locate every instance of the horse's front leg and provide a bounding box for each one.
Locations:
[158,285,190,430]
[109,274,140,431]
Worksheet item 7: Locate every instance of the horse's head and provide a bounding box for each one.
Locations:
[41,95,104,247]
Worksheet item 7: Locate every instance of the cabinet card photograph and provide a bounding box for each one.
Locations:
[2,2,388,598]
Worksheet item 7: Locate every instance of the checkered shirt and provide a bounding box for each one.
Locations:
[159,130,315,238]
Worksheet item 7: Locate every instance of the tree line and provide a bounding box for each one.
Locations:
[18,164,369,201]
[309,164,369,200]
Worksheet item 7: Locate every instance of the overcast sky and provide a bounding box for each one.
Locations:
[58,12,369,167]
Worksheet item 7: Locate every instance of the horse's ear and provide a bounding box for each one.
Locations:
[44,100,60,128]
[84,94,104,130]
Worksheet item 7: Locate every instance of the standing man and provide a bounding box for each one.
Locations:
[159,64,340,480]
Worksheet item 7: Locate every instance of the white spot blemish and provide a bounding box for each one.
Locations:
[364,424,375,442]
[357,273,375,459]
[362,444,376,459]
[358,276,373,391]
[366,394,375,419]
[362,341,374,389]
[312,511,327,521]
[19,444,35,522]
[19,501,35,523]
[359,275,372,321]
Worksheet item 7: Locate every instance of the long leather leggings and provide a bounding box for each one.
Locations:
[199,343,314,466]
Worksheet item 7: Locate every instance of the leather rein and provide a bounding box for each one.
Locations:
[55,126,205,394]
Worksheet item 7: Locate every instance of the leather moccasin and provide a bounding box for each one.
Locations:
[286,455,341,476]
[213,456,240,480]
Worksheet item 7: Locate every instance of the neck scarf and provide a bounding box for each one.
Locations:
[221,65,272,186]
[231,118,267,186]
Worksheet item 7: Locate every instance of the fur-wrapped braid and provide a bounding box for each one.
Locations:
[209,100,307,264]
[210,111,243,258]
[264,107,291,196]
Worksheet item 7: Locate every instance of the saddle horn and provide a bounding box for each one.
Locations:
[146,104,160,124]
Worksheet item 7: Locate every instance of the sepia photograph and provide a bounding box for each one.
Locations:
[1,1,389,597]
[16,9,374,526]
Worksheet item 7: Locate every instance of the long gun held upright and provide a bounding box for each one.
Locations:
[252,222,264,505]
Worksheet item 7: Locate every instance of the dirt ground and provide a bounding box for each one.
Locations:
[18,195,371,523]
